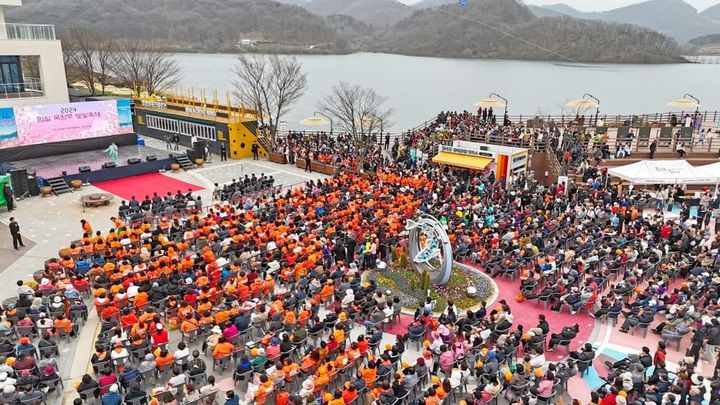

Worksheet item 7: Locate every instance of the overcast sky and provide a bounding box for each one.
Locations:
[399,0,719,12]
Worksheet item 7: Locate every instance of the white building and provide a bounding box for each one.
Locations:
[0,0,68,107]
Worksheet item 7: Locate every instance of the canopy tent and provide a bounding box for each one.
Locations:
[696,162,720,178]
[608,160,716,185]
[432,151,493,171]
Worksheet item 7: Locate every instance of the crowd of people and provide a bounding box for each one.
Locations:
[2,109,720,405]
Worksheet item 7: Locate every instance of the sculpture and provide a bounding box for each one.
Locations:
[405,214,454,285]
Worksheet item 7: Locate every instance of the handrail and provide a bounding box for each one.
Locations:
[0,80,44,99]
[0,23,56,41]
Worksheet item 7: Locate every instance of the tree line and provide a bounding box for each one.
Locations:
[62,28,181,96]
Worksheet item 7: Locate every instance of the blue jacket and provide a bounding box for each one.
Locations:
[102,392,122,405]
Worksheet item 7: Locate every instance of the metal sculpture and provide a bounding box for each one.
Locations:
[405,214,454,285]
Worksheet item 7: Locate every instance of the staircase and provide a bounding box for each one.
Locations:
[175,155,194,171]
[46,177,72,195]
[243,121,272,153]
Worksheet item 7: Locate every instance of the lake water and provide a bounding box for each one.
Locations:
[173,52,720,131]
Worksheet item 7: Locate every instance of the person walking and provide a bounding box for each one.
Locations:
[3,184,14,211]
[9,217,24,250]
[220,142,227,161]
[251,143,259,160]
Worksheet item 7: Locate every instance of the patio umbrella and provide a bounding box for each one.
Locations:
[473,98,506,108]
[299,116,329,126]
[667,98,700,109]
[565,98,599,109]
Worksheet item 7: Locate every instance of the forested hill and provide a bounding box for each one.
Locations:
[372,0,684,63]
[6,0,346,52]
[7,0,685,63]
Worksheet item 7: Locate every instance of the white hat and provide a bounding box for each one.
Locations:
[109,384,119,393]
[185,278,193,285]
[210,326,222,334]
[156,323,163,330]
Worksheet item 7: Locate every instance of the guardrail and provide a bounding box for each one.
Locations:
[0,23,56,41]
[0,79,44,99]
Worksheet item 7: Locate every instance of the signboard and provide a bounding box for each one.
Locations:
[0,108,17,142]
[0,99,132,148]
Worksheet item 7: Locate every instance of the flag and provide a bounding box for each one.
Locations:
[458,0,468,5]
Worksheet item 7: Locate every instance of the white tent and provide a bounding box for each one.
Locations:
[697,162,720,178]
[608,160,717,185]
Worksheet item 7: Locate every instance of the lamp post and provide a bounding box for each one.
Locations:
[684,93,700,113]
[313,111,333,134]
[583,93,600,126]
[489,92,508,116]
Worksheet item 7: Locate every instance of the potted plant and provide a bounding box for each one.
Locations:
[70,179,82,190]
[170,163,181,172]
[195,158,204,167]
[41,186,53,197]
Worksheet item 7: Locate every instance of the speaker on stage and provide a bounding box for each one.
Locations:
[127,158,141,165]
[78,166,91,173]
[102,162,117,169]
[146,155,157,162]
[27,175,39,197]
[9,169,29,198]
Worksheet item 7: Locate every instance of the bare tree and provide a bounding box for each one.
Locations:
[95,36,116,95]
[232,54,307,147]
[318,82,393,168]
[113,42,181,96]
[61,28,98,94]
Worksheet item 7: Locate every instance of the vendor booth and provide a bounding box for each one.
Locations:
[607,160,717,185]
[431,141,529,184]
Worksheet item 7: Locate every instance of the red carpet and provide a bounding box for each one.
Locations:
[93,173,204,201]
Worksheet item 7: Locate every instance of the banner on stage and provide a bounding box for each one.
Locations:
[0,99,132,148]
[0,108,17,142]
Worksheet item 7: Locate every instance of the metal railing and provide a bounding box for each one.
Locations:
[0,23,56,41]
[0,78,44,99]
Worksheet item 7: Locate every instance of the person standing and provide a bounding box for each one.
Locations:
[173,133,180,151]
[220,142,227,161]
[251,143,259,160]
[384,133,390,150]
[165,133,172,150]
[3,184,13,211]
[649,139,657,159]
[9,217,24,250]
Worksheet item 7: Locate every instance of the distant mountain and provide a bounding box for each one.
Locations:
[689,33,720,46]
[532,3,592,19]
[530,0,720,43]
[303,0,413,27]
[273,0,310,5]
[324,14,372,39]
[6,0,344,51]
[374,0,683,63]
[526,5,566,17]
[410,0,453,9]
[701,4,720,22]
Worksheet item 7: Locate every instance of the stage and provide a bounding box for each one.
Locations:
[9,144,170,179]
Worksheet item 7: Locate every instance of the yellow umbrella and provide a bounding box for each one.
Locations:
[667,98,700,108]
[474,98,506,108]
[300,116,329,126]
[565,98,599,109]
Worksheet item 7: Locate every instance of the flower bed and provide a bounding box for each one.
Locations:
[368,266,494,314]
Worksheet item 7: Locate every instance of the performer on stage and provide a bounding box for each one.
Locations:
[104,142,119,165]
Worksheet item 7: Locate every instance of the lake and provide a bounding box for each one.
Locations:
[173,52,720,131]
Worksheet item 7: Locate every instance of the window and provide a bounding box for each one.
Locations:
[146,114,216,141]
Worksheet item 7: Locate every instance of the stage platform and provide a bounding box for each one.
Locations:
[9,144,170,178]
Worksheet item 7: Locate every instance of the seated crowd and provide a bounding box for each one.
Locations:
[1,109,720,405]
